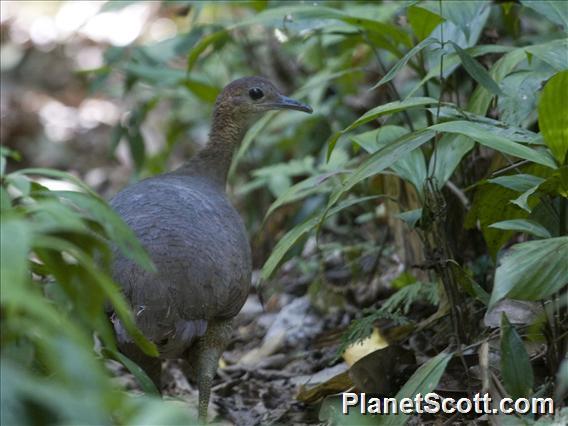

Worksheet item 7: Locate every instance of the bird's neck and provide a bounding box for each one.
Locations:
[181,109,250,187]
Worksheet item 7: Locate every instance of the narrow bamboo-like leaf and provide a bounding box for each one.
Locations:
[487,174,546,192]
[490,237,568,307]
[430,121,557,168]
[490,219,552,239]
[264,170,345,221]
[449,41,505,97]
[372,38,439,90]
[407,5,445,40]
[468,47,527,114]
[407,45,513,99]
[103,349,159,395]
[377,352,453,425]
[327,130,436,211]
[327,98,438,160]
[500,314,534,399]
[13,168,98,197]
[1,218,30,293]
[351,126,427,197]
[261,195,381,280]
[344,98,439,133]
[186,30,229,71]
[538,70,568,165]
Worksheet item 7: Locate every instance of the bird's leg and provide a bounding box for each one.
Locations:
[191,319,232,424]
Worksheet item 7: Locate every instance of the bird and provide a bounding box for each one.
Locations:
[109,76,312,422]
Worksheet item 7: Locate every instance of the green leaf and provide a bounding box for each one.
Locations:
[449,41,505,97]
[261,195,382,280]
[186,30,229,71]
[407,5,445,41]
[467,47,527,115]
[511,184,541,212]
[407,45,513,99]
[327,130,436,213]
[372,38,439,90]
[525,38,568,71]
[1,217,30,293]
[419,0,490,41]
[33,235,159,357]
[327,97,439,160]
[54,191,155,271]
[490,237,568,307]
[263,170,344,222]
[488,174,546,192]
[429,121,557,168]
[103,349,159,395]
[377,352,453,426]
[351,126,427,197]
[12,168,98,197]
[538,70,568,165]
[500,313,534,399]
[498,70,555,127]
[490,219,552,239]
[397,208,422,229]
[429,134,475,188]
[465,182,529,258]
[521,0,568,30]
[344,97,439,133]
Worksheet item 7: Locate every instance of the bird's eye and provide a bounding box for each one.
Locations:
[248,87,264,100]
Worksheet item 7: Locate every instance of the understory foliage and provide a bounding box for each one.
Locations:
[1,0,567,424]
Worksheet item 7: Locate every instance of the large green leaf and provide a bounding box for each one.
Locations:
[538,70,568,165]
[490,219,552,239]
[498,70,555,127]
[377,352,453,425]
[490,237,568,307]
[521,0,568,30]
[429,121,557,168]
[500,314,534,399]
[465,182,529,258]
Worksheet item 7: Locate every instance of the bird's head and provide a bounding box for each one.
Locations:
[213,76,312,124]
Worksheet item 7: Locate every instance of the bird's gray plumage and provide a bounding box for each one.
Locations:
[110,173,251,357]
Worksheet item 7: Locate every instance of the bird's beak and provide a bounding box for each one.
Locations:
[268,95,313,114]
